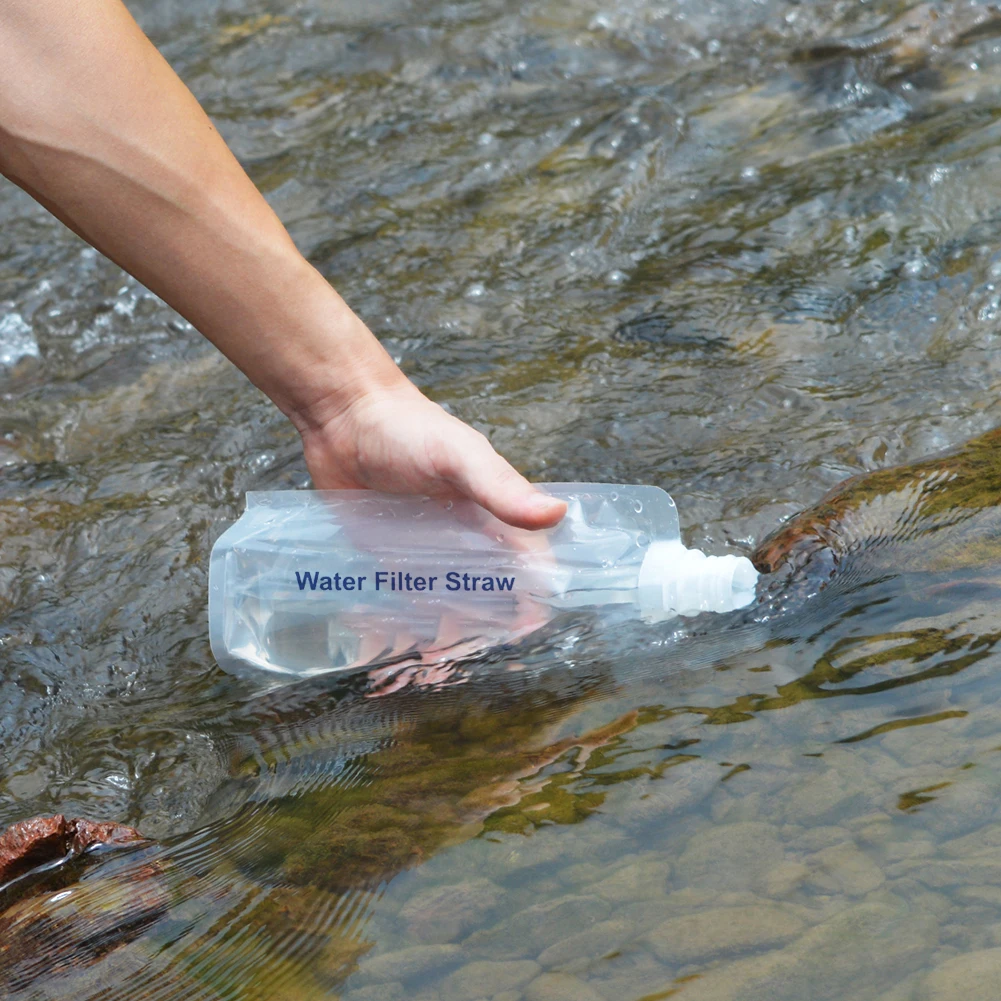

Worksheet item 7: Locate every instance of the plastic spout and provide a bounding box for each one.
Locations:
[637,541,759,621]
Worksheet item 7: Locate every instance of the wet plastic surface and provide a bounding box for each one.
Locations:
[210,484,755,676]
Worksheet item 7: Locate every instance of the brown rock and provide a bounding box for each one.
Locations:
[0,815,74,884]
[70,818,145,854]
[0,814,145,884]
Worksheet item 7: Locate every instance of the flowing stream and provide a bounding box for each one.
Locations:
[5,1,1001,998]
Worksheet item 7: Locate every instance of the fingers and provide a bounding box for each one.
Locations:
[437,425,567,531]
[301,386,568,532]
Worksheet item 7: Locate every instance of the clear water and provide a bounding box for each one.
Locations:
[5,0,1001,997]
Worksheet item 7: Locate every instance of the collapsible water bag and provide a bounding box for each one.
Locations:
[208,484,758,677]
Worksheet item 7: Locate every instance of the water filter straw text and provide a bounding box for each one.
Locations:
[294,570,517,593]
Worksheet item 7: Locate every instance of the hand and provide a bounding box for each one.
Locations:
[298,382,568,531]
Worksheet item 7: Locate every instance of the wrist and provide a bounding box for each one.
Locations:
[277,284,412,436]
[235,256,412,434]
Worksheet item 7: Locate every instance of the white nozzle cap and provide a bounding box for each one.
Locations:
[637,541,759,621]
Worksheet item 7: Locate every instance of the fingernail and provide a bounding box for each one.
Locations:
[528,493,557,510]
[529,493,566,517]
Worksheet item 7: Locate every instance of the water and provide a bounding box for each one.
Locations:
[5,0,1001,996]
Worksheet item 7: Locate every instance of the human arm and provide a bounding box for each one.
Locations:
[0,0,567,530]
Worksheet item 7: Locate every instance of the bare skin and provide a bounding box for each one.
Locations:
[0,0,567,531]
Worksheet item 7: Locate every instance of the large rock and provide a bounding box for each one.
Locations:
[752,425,1001,582]
[398,878,503,944]
[524,971,607,1001]
[919,948,1001,1001]
[0,814,145,883]
[352,943,462,984]
[804,843,885,896]
[436,960,541,1001]
[538,918,635,970]
[645,903,805,965]
[591,856,671,904]
[674,823,784,891]
[0,852,169,990]
[669,898,937,1001]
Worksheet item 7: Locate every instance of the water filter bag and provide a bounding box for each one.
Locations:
[208,484,758,677]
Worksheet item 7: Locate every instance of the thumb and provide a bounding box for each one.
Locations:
[440,428,567,530]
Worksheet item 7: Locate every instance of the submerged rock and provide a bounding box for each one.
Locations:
[674,822,785,891]
[398,879,503,944]
[671,898,938,1001]
[794,2,1001,79]
[645,903,805,965]
[0,813,157,992]
[590,856,672,904]
[919,947,1001,1001]
[0,667,656,998]
[524,971,606,1001]
[802,843,885,897]
[436,959,541,1001]
[754,426,1001,583]
[0,851,169,991]
[353,943,463,985]
[614,309,729,351]
[537,917,635,971]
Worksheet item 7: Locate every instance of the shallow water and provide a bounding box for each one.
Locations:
[7,0,1001,997]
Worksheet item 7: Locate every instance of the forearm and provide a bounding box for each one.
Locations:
[0,0,568,529]
[0,0,403,427]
